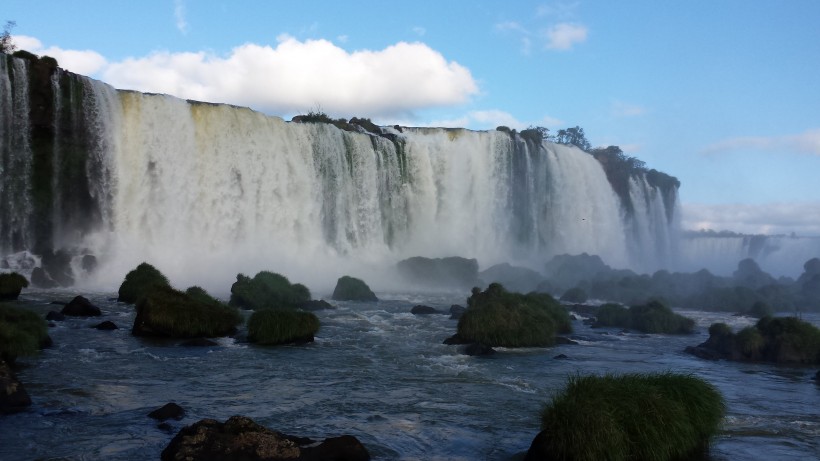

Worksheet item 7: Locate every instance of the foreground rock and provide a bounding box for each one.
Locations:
[161,415,370,461]
[0,359,31,414]
[332,276,377,302]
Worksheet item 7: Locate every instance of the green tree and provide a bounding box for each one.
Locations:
[1,21,16,54]
[554,126,591,151]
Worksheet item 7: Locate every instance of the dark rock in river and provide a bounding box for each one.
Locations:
[411,305,439,315]
[462,343,495,356]
[161,415,370,461]
[149,402,185,421]
[61,295,102,316]
[396,256,479,290]
[46,310,65,321]
[92,320,118,330]
[1,359,31,414]
[299,299,335,311]
[31,266,58,288]
[449,304,466,319]
[332,276,378,302]
[443,334,471,345]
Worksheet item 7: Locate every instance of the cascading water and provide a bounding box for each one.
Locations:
[0,54,680,291]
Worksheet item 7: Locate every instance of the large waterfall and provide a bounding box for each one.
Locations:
[0,54,679,291]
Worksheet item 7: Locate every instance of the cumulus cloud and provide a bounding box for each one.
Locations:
[543,23,588,50]
[422,110,563,131]
[702,128,820,156]
[12,35,108,75]
[102,36,479,117]
[681,202,820,236]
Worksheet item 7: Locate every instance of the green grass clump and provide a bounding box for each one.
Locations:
[595,300,694,334]
[0,303,49,363]
[331,276,377,302]
[0,272,29,300]
[247,309,320,345]
[457,283,570,347]
[133,286,241,338]
[118,262,171,304]
[535,372,725,461]
[700,316,820,364]
[230,271,311,310]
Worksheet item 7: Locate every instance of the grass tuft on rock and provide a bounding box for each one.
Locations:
[456,283,570,347]
[533,372,725,461]
[0,272,29,301]
[118,263,171,304]
[0,303,49,363]
[133,286,241,338]
[230,271,311,310]
[247,309,320,345]
[697,316,820,364]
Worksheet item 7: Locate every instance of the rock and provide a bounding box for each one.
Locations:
[46,311,65,321]
[1,360,32,414]
[81,254,97,273]
[0,272,28,301]
[31,267,58,288]
[443,334,470,345]
[553,354,569,359]
[411,305,439,315]
[684,345,724,361]
[299,299,335,311]
[41,249,74,287]
[478,263,546,293]
[149,402,185,421]
[449,304,466,319]
[161,415,370,461]
[396,256,479,290]
[61,296,102,316]
[553,336,578,345]
[462,343,495,356]
[180,338,219,347]
[331,276,378,302]
[92,320,118,330]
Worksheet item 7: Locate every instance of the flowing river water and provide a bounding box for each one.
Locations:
[1,290,819,460]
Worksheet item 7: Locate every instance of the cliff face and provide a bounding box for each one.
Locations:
[0,53,680,287]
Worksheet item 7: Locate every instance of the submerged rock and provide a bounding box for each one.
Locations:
[92,320,118,330]
[0,360,31,414]
[161,415,370,461]
[149,402,185,421]
[61,296,102,317]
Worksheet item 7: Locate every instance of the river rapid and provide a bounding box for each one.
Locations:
[2,290,818,460]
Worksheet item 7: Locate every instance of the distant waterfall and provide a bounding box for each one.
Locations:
[0,54,680,290]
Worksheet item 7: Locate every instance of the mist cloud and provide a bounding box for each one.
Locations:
[682,202,820,236]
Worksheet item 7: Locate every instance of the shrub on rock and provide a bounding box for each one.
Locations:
[332,276,377,302]
[118,262,171,304]
[0,272,28,301]
[688,316,820,364]
[132,286,241,338]
[594,300,694,334]
[455,283,570,348]
[230,271,311,309]
[0,304,50,364]
[527,373,725,461]
[247,309,319,345]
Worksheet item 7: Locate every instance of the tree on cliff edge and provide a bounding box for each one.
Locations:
[1,21,16,54]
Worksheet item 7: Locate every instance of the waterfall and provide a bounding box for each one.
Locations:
[0,54,681,291]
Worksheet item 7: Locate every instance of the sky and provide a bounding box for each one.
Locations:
[4,0,820,236]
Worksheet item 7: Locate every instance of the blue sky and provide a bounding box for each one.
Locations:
[5,0,820,235]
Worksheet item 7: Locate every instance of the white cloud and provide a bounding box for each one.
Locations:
[101,36,478,117]
[611,100,647,117]
[702,128,820,156]
[681,202,820,236]
[543,23,588,50]
[420,110,563,131]
[12,35,108,75]
[174,0,189,35]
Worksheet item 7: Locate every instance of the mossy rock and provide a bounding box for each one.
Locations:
[229,271,311,310]
[691,316,820,364]
[528,373,725,461]
[0,303,50,364]
[595,300,694,334]
[331,276,377,302]
[0,273,29,301]
[118,263,171,304]
[247,309,320,345]
[132,286,241,339]
[456,283,570,348]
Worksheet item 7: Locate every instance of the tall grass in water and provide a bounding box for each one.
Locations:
[134,286,241,338]
[535,372,725,461]
[0,304,49,363]
[118,262,170,304]
[247,309,320,345]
